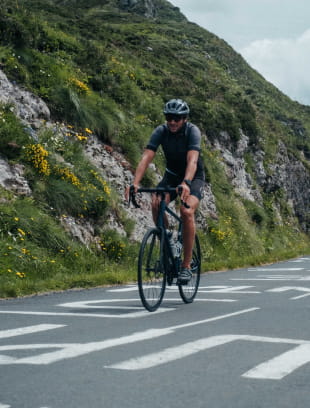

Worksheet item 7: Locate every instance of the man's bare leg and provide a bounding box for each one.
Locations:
[180,195,199,269]
[151,194,170,228]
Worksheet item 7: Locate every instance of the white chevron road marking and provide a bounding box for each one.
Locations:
[0,308,258,365]
[0,324,65,339]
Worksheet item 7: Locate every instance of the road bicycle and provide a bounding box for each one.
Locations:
[129,186,201,312]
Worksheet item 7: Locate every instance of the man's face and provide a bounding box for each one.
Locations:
[165,115,186,133]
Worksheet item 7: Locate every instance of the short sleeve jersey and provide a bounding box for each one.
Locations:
[146,122,205,179]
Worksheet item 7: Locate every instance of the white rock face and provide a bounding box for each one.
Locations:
[0,69,216,241]
[0,68,309,240]
[0,158,31,196]
[214,131,262,203]
[84,136,154,240]
[84,136,219,239]
[0,69,50,126]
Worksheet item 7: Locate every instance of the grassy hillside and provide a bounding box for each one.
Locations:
[0,0,309,297]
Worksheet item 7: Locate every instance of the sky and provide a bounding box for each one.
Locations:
[171,0,310,105]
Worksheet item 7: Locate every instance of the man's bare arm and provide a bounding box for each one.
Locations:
[125,149,156,200]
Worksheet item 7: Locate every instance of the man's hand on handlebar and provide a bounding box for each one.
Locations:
[126,185,190,209]
[177,183,191,208]
[177,185,191,209]
[126,184,140,208]
[178,182,190,203]
[125,183,138,202]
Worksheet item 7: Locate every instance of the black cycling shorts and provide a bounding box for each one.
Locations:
[157,171,205,201]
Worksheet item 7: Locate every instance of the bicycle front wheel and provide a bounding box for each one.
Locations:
[178,234,201,303]
[138,228,166,312]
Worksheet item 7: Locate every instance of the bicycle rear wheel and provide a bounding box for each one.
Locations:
[138,228,166,312]
[178,234,201,303]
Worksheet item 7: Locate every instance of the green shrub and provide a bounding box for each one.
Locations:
[32,168,110,219]
[98,229,127,262]
[49,86,123,140]
[0,104,31,159]
[243,200,267,227]
[22,136,112,219]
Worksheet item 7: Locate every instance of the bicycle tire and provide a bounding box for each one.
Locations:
[138,227,166,312]
[178,234,201,303]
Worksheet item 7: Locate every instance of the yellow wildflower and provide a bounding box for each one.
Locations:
[68,77,90,94]
[26,144,50,176]
[17,228,26,236]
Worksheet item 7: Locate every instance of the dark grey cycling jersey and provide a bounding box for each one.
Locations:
[146,122,205,179]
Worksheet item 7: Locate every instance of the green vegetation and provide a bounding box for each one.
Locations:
[0,0,309,298]
[200,149,310,270]
[0,188,138,297]
[0,104,32,158]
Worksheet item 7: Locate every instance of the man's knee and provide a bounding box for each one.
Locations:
[181,196,199,215]
[180,205,195,221]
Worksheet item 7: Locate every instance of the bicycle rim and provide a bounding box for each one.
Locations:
[178,234,201,303]
[138,228,166,311]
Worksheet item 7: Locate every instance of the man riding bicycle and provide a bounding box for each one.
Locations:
[126,99,205,284]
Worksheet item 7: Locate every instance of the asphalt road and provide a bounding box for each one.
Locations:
[1,256,310,408]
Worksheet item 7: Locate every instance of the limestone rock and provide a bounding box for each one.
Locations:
[215,131,262,203]
[0,157,31,196]
[0,69,50,127]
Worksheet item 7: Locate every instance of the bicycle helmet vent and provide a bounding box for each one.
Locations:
[163,99,190,116]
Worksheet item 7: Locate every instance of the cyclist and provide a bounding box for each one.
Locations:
[126,98,205,284]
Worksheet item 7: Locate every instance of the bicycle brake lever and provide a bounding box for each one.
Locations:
[181,200,190,209]
[177,185,190,209]
[129,185,141,208]
[132,195,141,208]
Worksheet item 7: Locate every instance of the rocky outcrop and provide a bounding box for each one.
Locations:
[0,68,309,242]
[59,215,97,246]
[0,70,50,128]
[119,0,157,18]
[84,136,217,239]
[0,158,31,196]
[264,141,310,231]
[84,136,153,240]
[212,130,309,232]
[0,67,217,241]
[214,131,262,203]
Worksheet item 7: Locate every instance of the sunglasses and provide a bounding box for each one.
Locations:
[165,115,184,122]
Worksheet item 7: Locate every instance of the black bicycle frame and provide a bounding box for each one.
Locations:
[163,205,183,281]
[131,186,200,310]
[130,186,185,280]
